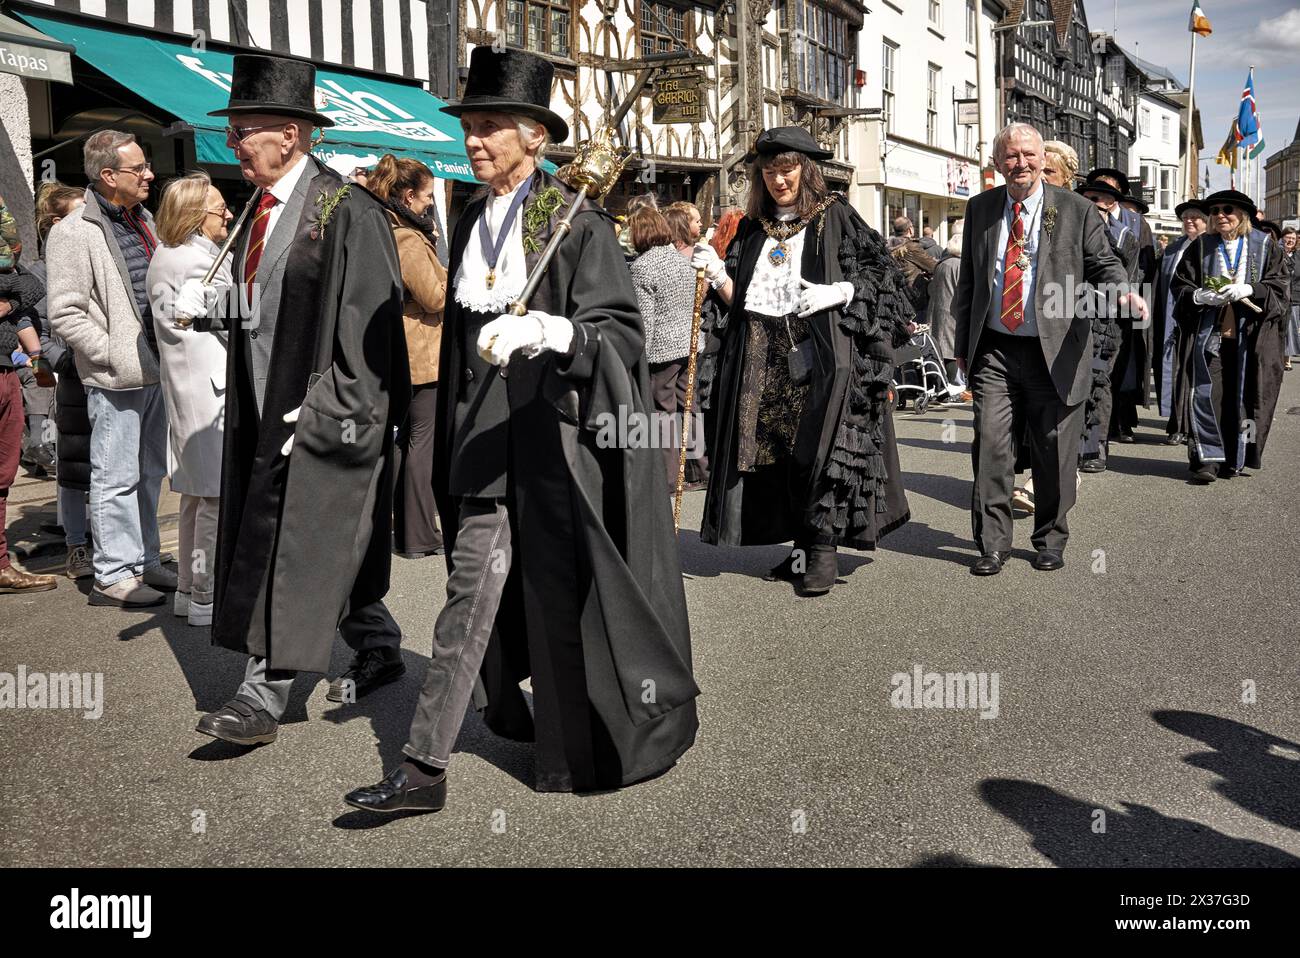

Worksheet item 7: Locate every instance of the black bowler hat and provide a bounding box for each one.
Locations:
[208,54,333,127]
[1203,188,1258,221]
[441,47,568,142]
[1123,191,1150,214]
[1076,181,1124,202]
[1174,199,1208,219]
[748,126,834,162]
[1085,167,1130,195]
[1256,219,1283,239]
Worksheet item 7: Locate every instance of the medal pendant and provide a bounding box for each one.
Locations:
[1014,252,1030,272]
[768,241,789,267]
[486,268,496,289]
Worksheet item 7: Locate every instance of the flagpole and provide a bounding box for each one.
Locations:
[1185,29,1198,198]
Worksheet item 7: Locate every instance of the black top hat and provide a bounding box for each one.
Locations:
[1085,167,1130,195]
[748,126,834,162]
[1203,189,1258,221]
[208,54,333,127]
[1076,181,1124,203]
[441,47,568,143]
[1122,191,1150,214]
[1174,199,1209,219]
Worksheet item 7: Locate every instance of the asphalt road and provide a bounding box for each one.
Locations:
[2,375,1299,868]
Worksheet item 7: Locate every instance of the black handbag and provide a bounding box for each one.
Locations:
[785,316,812,386]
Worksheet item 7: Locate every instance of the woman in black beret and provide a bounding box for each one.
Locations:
[690,127,912,596]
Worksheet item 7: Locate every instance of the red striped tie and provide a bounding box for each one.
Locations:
[242,191,279,289]
[1000,201,1025,332]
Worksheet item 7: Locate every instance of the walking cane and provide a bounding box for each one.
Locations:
[173,186,264,329]
[673,268,709,534]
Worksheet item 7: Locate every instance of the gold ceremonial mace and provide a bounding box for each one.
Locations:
[673,270,708,533]
[172,186,265,329]
[505,124,631,317]
[673,179,715,533]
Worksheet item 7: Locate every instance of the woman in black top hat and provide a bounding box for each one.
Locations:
[1171,189,1288,482]
[690,127,912,596]
[344,46,698,814]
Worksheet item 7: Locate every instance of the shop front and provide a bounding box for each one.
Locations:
[880,138,977,244]
[7,6,481,259]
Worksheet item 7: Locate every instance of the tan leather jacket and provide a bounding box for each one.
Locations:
[386,207,447,385]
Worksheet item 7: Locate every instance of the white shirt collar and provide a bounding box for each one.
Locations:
[1006,181,1044,214]
[268,153,311,205]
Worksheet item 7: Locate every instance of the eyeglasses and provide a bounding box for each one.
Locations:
[1086,195,1106,204]
[204,206,229,216]
[113,162,152,176]
[224,123,289,142]
[1208,205,1237,216]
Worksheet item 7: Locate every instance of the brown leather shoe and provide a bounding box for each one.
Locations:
[0,565,58,594]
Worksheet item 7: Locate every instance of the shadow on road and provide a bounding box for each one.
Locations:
[897,436,971,456]
[899,470,970,511]
[978,778,1300,866]
[877,519,973,568]
[675,528,872,583]
[1153,711,1300,833]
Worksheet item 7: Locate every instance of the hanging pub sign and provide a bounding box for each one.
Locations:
[653,70,704,124]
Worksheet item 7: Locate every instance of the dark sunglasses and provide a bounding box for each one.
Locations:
[1208,205,1238,216]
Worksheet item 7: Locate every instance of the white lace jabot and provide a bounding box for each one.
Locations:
[744,204,805,318]
[453,188,529,314]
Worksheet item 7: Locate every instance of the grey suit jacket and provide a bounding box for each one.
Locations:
[953,183,1127,405]
[237,157,319,414]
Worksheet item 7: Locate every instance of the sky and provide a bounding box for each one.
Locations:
[1081,0,1300,198]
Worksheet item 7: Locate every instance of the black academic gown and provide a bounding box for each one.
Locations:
[701,196,912,550]
[212,167,410,673]
[1109,213,1154,432]
[1171,231,1288,470]
[433,168,699,793]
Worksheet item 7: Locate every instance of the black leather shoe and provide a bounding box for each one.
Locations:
[1189,464,1218,484]
[971,551,1011,576]
[327,651,406,703]
[1079,458,1106,473]
[1033,549,1064,571]
[195,699,278,746]
[344,766,447,814]
[798,544,838,596]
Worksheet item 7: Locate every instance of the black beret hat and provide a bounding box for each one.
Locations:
[748,126,834,162]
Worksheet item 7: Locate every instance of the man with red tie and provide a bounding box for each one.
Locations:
[174,54,411,747]
[952,123,1134,576]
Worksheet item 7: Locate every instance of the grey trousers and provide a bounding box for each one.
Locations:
[233,599,402,719]
[403,498,512,769]
[970,330,1085,555]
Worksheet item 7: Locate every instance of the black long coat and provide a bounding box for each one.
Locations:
[433,169,699,793]
[701,197,912,550]
[212,168,410,673]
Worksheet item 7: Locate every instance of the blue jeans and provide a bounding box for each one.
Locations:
[59,485,88,547]
[85,384,167,585]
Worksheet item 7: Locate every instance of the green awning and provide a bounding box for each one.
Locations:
[19,11,482,182]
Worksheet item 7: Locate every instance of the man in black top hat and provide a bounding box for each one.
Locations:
[178,54,411,748]
[344,46,698,813]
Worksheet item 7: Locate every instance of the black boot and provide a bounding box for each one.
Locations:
[764,542,810,582]
[799,543,838,596]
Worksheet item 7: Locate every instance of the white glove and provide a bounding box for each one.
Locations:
[280,406,299,457]
[690,242,728,286]
[174,278,220,321]
[796,278,854,318]
[477,311,574,367]
[1221,283,1253,303]
[1192,288,1229,307]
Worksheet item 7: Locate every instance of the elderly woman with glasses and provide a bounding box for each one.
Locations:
[1171,189,1289,483]
[145,171,233,626]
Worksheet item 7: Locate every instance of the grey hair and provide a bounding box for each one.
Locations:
[992,123,1043,162]
[514,115,550,159]
[945,233,963,257]
[1043,139,1079,178]
[84,129,137,181]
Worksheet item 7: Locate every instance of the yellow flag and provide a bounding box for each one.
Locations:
[1215,124,1238,169]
